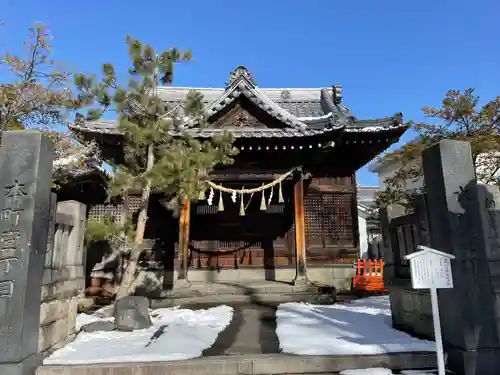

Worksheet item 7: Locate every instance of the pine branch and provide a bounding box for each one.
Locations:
[376,88,500,209]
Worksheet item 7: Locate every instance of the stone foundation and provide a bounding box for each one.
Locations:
[131,264,355,299]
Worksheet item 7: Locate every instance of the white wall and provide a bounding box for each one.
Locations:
[374,151,500,189]
[358,213,368,259]
[376,160,423,190]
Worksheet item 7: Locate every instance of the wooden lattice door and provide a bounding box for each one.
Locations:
[304,191,355,248]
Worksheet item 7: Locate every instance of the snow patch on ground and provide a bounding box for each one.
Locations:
[276,296,435,355]
[44,305,233,364]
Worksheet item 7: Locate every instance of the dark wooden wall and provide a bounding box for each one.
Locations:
[87,173,359,269]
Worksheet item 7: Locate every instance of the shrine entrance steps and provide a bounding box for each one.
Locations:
[37,288,438,375]
[150,280,340,308]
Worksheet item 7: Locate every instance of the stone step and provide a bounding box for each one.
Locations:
[37,352,437,375]
[151,290,334,308]
[153,293,331,307]
[150,281,337,307]
[168,281,330,296]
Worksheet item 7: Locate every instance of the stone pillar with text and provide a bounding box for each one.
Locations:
[422,139,500,375]
[0,131,53,375]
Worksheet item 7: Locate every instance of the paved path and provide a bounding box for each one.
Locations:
[202,303,281,356]
[194,293,361,357]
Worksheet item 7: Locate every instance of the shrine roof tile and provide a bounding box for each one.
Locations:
[70,120,341,138]
[70,66,407,139]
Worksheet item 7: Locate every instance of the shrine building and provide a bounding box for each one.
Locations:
[70,66,408,290]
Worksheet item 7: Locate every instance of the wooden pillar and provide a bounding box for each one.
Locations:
[293,178,308,285]
[177,199,191,284]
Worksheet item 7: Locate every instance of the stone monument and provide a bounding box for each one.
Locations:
[422,139,500,375]
[114,296,152,331]
[0,131,53,375]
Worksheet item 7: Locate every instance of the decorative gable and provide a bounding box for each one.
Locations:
[211,103,267,129]
[204,66,310,131]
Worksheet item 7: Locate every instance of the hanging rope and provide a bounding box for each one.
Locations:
[205,167,298,195]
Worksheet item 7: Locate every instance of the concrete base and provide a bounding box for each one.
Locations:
[292,274,308,286]
[446,345,500,375]
[132,265,355,299]
[36,352,437,375]
[0,353,43,375]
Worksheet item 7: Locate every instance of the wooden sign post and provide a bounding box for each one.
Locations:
[405,245,455,375]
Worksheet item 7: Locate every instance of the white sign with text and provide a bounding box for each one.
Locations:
[405,245,455,375]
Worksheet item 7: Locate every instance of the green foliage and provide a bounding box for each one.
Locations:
[0,23,78,130]
[84,214,136,248]
[84,216,121,245]
[375,88,500,210]
[1,23,91,188]
[74,36,238,297]
[74,36,237,207]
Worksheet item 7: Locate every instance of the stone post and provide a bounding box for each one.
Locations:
[379,203,405,285]
[56,201,87,268]
[422,139,500,375]
[0,131,53,375]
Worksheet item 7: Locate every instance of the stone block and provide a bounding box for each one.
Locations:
[38,296,78,353]
[446,345,500,375]
[67,296,79,332]
[114,296,152,331]
[0,131,53,364]
[39,300,70,326]
[40,278,85,302]
[38,319,71,352]
[65,265,85,279]
[56,201,86,267]
[81,321,116,333]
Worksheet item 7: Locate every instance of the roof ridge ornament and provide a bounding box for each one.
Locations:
[226,65,256,88]
[333,85,343,104]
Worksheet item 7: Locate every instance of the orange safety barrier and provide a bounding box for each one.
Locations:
[352,259,387,292]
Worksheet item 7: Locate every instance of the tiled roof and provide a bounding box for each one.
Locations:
[70,120,340,139]
[52,141,109,179]
[70,66,407,139]
[160,88,334,119]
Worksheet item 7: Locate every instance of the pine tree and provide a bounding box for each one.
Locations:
[1,22,93,184]
[0,22,74,130]
[375,88,500,210]
[74,36,237,300]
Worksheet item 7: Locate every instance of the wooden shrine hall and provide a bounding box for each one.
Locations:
[71,66,408,289]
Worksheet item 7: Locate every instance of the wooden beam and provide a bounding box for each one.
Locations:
[177,199,191,282]
[293,178,308,285]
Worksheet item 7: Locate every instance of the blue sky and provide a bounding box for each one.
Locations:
[1,0,498,185]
